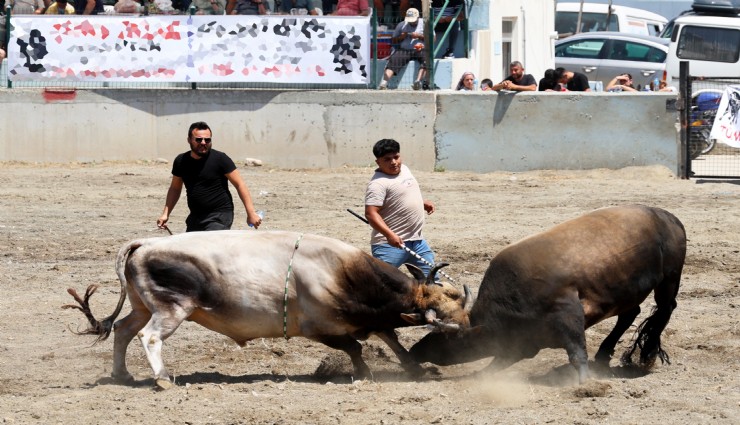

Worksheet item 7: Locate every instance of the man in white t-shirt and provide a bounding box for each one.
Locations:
[364,139,436,275]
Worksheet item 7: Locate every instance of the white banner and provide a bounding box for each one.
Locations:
[710,85,740,149]
[8,15,370,84]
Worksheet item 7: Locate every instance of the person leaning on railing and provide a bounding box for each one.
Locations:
[4,0,46,14]
[330,0,369,16]
[72,0,104,14]
[226,0,266,14]
[45,0,76,13]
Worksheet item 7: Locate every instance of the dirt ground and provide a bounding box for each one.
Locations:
[0,161,738,424]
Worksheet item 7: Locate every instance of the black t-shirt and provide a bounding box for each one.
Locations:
[172,149,236,217]
[567,72,591,91]
[506,73,536,88]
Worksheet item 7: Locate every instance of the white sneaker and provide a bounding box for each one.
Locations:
[379,81,388,90]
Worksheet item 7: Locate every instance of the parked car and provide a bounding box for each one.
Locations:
[554,32,670,90]
[663,1,740,87]
[556,2,668,37]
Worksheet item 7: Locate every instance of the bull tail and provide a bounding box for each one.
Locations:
[621,303,675,368]
[62,240,143,343]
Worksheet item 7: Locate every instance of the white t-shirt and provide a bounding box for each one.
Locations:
[365,164,425,245]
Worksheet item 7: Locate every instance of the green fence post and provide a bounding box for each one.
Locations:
[189,4,197,90]
[5,5,11,89]
[372,12,378,89]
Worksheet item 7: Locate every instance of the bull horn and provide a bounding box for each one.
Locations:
[426,262,449,285]
[424,309,438,323]
[463,284,473,312]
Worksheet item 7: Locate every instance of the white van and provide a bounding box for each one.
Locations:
[556,2,668,37]
[664,8,740,86]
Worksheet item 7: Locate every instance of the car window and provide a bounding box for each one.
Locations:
[677,26,740,63]
[555,39,606,59]
[556,12,619,35]
[607,40,666,63]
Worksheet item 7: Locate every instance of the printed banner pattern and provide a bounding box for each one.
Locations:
[8,15,370,84]
[710,85,740,149]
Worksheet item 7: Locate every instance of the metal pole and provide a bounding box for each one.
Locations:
[346,208,456,283]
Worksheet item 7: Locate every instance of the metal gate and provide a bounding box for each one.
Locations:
[681,63,740,179]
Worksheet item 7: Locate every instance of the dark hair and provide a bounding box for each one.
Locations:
[553,67,566,83]
[538,69,557,91]
[373,139,400,158]
[480,78,493,89]
[188,121,211,139]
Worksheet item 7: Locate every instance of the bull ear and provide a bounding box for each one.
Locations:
[400,312,424,325]
[426,262,449,285]
[404,263,425,281]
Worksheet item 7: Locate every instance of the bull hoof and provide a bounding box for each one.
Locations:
[111,371,135,384]
[155,378,174,390]
[402,363,426,379]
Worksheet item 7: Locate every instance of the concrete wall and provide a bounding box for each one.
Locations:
[0,89,679,174]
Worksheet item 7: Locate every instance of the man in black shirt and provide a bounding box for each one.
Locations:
[492,61,537,92]
[554,67,592,92]
[157,121,262,232]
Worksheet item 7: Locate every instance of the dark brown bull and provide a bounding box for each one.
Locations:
[410,205,686,383]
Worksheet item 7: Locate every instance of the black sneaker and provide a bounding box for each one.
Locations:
[443,49,455,58]
[412,80,422,90]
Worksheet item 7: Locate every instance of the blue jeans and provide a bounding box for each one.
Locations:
[371,239,435,277]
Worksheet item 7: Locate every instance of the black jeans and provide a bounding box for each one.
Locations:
[186,210,234,232]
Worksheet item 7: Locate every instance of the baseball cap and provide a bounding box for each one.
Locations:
[405,8,420,23]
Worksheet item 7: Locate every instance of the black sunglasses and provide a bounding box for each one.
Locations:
[193,137,212,143]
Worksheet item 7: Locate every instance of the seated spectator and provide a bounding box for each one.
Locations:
[72,0,105,14]
[46,0,77,13]
[331,0,369,15]
[455,72,475,91]
[226,0,266,14]
[606,73,637,92]
[651,79,677,92]
[378,8,426,90]
[492,61,536,92]
[432,0,464,58]
[281,0,320,15]
[480,78,493,91]
[114,0,144,13]
[4,0,46,14]
[553,67,591,92]
[0,47,5,62]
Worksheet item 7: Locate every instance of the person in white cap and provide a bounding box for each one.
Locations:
[378,7,427,90]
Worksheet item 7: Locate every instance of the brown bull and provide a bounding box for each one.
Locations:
[410,205,686,383]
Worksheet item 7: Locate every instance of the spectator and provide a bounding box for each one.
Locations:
[73,0,104,14]
[480,78,493,91]
[281,0,320,15]
[455,71,475,91]
[4,0,46,14]
[0,48,5,61]
[538,68,559,91]
[226,0,266,14]
[492,61,537,92]
[364,138,437,276]
[651,79,677,92]
[190,0,226,14]
[46,0,76,13]
[157,121,262,232]
[432,0,464,58]
[331,0,369,15]
[553,67,591,92]
[114,0,143,13]
[378,8,426,90]
[322,0,335,14]
[606,73,637,92]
